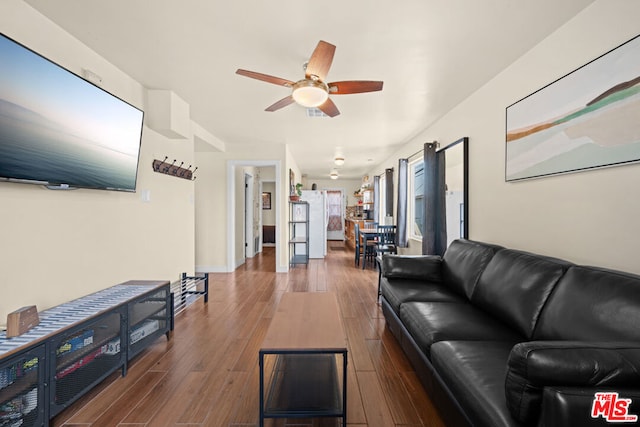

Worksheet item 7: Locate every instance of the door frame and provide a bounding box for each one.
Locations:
[227,160,285,272]
[324,187,346,241]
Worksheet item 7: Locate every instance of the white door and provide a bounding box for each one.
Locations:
[326,190,344,241]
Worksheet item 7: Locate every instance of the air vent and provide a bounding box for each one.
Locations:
[306,108,328,118]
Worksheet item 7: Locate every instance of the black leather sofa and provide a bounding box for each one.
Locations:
[380,239,640,427]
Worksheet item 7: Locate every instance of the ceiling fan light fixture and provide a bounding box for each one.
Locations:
[292,79,329,107]
[334,157,345,166]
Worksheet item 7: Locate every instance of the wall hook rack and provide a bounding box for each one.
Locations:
[152,157,196,181]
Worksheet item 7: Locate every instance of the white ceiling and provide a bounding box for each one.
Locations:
[25,0,595,180]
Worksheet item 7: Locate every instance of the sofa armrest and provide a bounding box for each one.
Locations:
[505,341,640,425]
[381,254,442,282]
[539,386,640,427]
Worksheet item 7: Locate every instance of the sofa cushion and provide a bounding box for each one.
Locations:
[534,266,640,341]
[431,341,521,427]
[381,254,442,282]
[442,239,503,299]
[471,249,572,339]
[505,341,640,425]
[399,301,522,357]
[380,276,465,314]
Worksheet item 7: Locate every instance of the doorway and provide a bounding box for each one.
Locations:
[326,189,345,241]
[244,173,254,259]
[227,161,283,273]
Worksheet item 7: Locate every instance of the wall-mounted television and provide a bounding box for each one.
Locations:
[0,33,144,192]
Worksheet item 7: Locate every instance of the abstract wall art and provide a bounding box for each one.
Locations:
[506,34,640,181]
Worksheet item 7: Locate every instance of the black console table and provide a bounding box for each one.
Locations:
[0,280,171,426]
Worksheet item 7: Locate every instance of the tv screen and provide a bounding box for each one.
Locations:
[0,33,144,192]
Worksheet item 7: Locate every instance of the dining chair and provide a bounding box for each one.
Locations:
[354,223,362,267]
[376,225,397,256]
[361,224,378,270]
[375,225,397,298]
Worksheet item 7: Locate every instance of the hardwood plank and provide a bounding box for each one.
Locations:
[231,318,269,372]
[145,370,208,426]
[380,327,413,373]
[346,354,367,424]
[366,340,422,424]
[399,371,448,427]
[88,371,166,425]
[343,317,375,372]
[176,338,247,423]
[356,371,395,427]
[227,363,261,425]
[201,371,249,427]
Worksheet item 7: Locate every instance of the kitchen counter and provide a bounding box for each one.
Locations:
[344,218,375,249]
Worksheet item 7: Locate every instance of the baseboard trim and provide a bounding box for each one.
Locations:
[195,265,229,273]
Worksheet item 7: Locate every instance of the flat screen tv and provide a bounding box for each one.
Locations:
[0,33,144,192]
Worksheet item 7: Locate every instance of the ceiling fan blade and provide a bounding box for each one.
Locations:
[328,80,384,94]
[236,69,294,87]
[305,41,336,81]
[265,96,295,112]
[317,98,340,117]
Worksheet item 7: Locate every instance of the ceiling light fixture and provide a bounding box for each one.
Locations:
[291,79,329,107]
[330,170,339,180]
[334,157,345,166]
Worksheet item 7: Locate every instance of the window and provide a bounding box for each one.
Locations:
[410,159,424,239]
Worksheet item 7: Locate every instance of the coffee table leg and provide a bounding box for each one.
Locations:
[343,351,348,427]
[259,352,264,427]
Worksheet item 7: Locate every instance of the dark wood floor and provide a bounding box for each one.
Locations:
[52,241,447,427]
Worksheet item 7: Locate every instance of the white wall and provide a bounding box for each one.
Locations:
[0,2,195,319]
[369,0,640,274]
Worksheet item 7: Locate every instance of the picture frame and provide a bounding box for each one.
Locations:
[262,192,271,210]
[289,169,295,196]
[505,34,640,181]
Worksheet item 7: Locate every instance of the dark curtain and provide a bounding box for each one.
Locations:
[435,150,447,255]
[421,142,447,256]
[373,175,380,223]
[396,159,408,248]
[385,168,394,217]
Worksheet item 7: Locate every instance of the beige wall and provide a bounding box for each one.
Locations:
[0,2,195,319]
[369,0,640,273]
[195,144,291,272]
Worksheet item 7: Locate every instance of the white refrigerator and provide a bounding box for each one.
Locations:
[301,190,327,258]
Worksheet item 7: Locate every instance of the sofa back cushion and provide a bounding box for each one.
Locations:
[472,249,572,339]
[534,265,640,341]
[441,239,503,299]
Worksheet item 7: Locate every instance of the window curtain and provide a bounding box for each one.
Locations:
[421,142,447,256]
[385,168,394,218]
[373,175,380,224]
[396,159,408,248]
[326,190,342,232]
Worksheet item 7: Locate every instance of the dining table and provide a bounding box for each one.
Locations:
[359,227,379,270]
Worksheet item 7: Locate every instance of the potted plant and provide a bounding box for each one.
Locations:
[290,183,303,201]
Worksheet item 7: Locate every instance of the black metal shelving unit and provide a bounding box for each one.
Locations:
[289,201,309,267]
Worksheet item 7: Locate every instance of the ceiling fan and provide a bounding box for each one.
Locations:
[235,40,383,118]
